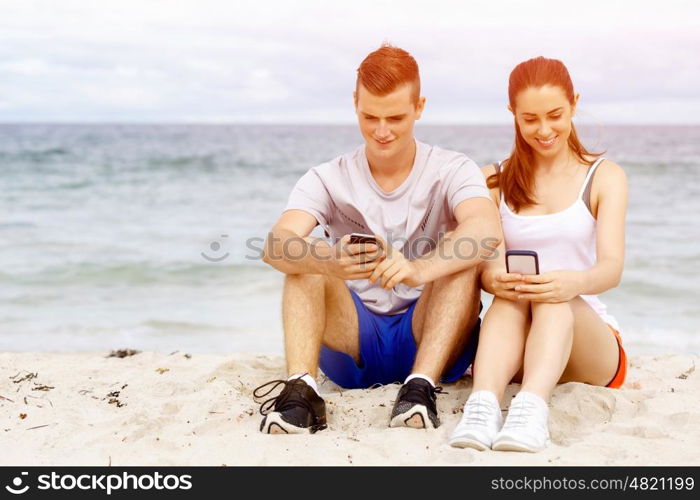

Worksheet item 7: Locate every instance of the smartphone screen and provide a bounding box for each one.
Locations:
[506,250,539,275]
[349,233,378,245]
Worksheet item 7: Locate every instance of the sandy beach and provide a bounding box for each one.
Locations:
[0,351,698,466]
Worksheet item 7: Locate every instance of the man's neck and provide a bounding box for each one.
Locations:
[365,139,417,179]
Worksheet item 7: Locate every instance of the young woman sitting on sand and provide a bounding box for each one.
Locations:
[449,56,628,453]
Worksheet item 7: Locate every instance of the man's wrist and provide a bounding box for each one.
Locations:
[411,258,430,285]
[314,244,332,275]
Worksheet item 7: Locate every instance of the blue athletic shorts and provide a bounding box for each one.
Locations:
[319,289,481,389]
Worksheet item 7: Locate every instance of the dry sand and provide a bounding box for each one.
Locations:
[0,351,698,466]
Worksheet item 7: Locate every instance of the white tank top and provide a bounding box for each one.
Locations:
[497,158,620,330]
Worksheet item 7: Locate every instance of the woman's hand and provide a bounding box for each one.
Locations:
[484,271,524,301]
[514,270,584,303]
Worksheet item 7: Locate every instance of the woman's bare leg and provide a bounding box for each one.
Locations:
[486,297,620,452]
[471,297,530,401]
[520,297,620,400]
[520,302,574,400]
[559,297,620,386]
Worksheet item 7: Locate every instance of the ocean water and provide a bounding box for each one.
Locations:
[1,124,698,355]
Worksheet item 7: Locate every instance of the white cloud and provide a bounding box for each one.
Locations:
[0,0,698,122]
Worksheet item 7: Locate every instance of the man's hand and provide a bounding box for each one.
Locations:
[368,235,424,289]
[324,235,382,281]
[514,270,584,303]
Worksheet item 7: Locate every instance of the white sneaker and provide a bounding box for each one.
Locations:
[492,391,550,453]
[449,390,503,451]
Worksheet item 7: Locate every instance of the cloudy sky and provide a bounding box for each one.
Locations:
[0,0,698,123]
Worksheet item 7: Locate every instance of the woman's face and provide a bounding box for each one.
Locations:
[511,84,577,159]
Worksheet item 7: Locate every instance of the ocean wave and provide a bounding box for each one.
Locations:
[5,261,275,287]
[146,154,220,170]
[138,320,237,333]
[0,147,72,162]
[622,327,700,355]
[615,280,691,300]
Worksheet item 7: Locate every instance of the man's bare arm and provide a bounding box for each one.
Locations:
[413,197,502,284]
[262,210,381,278]
[262,210,332,274]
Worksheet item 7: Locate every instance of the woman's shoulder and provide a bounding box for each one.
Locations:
[589,158,627,210]
[593,158,627,184]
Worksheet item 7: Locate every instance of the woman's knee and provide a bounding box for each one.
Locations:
[531,301,574,324]
[491,296,529,315]
[481,297,530,334]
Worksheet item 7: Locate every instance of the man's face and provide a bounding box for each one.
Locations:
[354,83,425,162]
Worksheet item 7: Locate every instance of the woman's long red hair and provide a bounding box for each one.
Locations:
[488,57,601,212]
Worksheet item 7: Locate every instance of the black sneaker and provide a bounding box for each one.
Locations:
[254,377,327,434]
[389,378,444,429]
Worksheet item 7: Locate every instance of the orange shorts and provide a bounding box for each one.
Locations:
[606,326,627,389]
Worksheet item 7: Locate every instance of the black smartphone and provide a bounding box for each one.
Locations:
[505,250,539,275]
[348,232,378,245]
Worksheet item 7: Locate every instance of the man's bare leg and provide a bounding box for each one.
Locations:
[411,265,482,381]
[282,273,360,378]
[260,271,360,434]
[389,265,481,429]
[259,233,364,434]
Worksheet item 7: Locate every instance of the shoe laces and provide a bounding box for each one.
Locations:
[400,380,446,409]
[463,397,498,427]
[504,399,543,430]
[252,377,316,417]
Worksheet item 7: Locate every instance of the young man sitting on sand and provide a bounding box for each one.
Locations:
[255,44,500,434]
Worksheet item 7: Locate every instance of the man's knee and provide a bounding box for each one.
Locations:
[438,263,478,282]
[284,272,327,289]
[458,265,479,279]
[431,265,479,295]
[476,259,490,279]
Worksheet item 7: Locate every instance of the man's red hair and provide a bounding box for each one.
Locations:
[356,44,420,104]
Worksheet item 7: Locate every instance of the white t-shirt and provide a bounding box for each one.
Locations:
[285,139,489,315]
